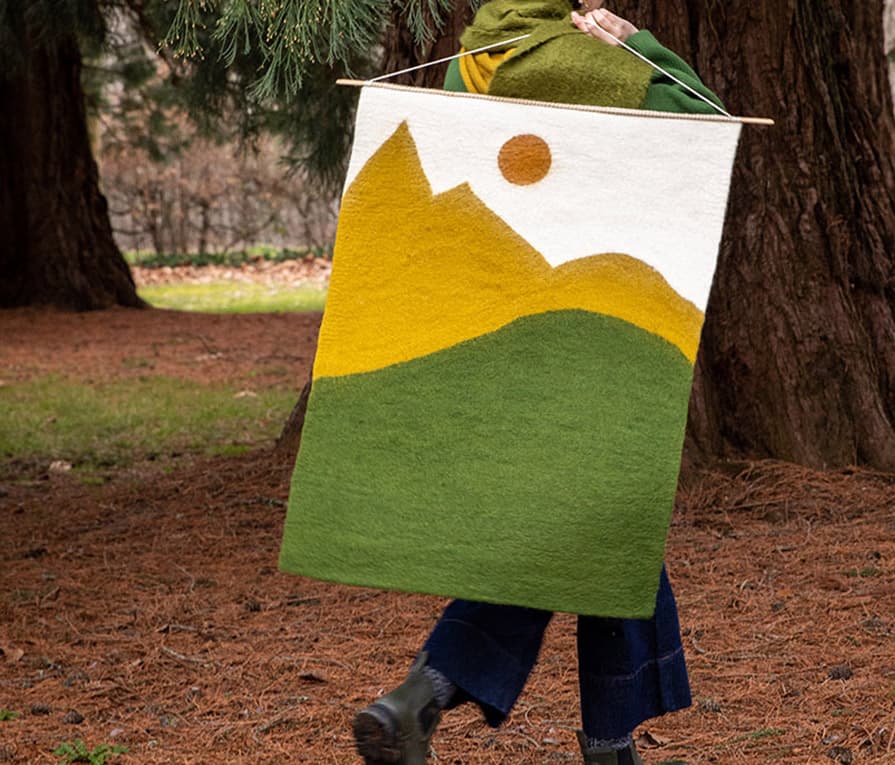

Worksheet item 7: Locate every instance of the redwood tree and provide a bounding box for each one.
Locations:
[380,3,475,89]
[373,1,895,471]
[171,0,895,470]
[0,3,142,310]
[609,0,895,470]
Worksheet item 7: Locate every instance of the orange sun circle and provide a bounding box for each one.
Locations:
[498,134,552,186]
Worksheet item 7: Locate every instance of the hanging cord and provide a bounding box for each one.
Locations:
[367,34,531,83]
[582,19,732,119]
[366,18,732,120]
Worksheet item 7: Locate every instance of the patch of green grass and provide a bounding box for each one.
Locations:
[209,443,254,458]
[138,281,326,313]
[125,244,331,268]
[0,376,295,477]
[53,739,126,764]
[0,709,19,721]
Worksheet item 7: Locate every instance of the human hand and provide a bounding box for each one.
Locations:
[570,6,639,45]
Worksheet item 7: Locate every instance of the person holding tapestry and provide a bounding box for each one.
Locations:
[351,2,726,764]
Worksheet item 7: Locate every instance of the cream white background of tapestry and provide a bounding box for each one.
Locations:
[344,86,742,312]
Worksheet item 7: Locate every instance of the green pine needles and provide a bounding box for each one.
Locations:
[161,0,476,189]
[165,0,462,98]
[3,0,478,195]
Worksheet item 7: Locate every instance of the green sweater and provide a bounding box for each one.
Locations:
[443,1,723,116]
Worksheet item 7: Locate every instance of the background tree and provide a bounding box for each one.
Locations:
[0,1,142,309]
[608,1,895,471]
[7,0,893,470]
[172,0,895,471]
[0,0,377,309]
[0,0,452,310]
[100,129,337,256]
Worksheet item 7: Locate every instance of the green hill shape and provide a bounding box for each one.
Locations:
[282,309,694,617]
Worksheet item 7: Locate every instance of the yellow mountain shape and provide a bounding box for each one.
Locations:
[314,121,704,379]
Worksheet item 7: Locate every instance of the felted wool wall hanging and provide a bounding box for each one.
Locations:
[279,83,742,618]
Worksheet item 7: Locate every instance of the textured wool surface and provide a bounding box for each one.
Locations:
[444,30,727,117]
[486,24,651,108]
[458,0,651,108]
[458,0,573,46]
[457,47,515,94]
[340,88,741,309]
[452,0,723,115]
[628,32,727,115]
[316,122,702,379]
[281,84,741,617]
[281,310,693,618]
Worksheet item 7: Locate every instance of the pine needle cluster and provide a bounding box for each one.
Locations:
[162,0,470,187]
[1,0,475,189]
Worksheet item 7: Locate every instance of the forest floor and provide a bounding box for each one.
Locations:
[1,276,894,764]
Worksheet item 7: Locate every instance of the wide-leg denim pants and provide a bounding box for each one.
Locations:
[423,567,691,740]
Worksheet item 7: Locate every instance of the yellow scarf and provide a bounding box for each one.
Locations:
[457,48,516,94]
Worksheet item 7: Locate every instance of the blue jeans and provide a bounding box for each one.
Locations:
[423,568,691,740]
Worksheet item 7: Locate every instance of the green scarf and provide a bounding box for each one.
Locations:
[460,0,652,109]
[460,0,573,46]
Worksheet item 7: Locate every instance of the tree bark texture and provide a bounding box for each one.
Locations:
[611,0,895,470]
[275,377,313,456]
[380,3,476,88]
[0,22,142,310]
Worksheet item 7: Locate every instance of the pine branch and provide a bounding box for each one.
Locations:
[399,0,456,46]
[165,0,389,97]
[104,0,479,189]
[163,0,215,58]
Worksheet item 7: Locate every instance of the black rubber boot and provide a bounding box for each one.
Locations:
[353,652,442,765]
[575,730,645,765]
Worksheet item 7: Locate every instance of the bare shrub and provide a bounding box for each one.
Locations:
[99,131,336,256]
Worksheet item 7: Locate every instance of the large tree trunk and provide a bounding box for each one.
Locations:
[614,0,895,471]
[284,1,895,472]
[381,4,475,88]
[381,1,895,472]
[0,22,142,310]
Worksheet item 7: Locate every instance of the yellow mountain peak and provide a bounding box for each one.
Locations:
[314,122,703,379]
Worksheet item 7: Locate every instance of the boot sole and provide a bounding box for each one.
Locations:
[353,704,401,764]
